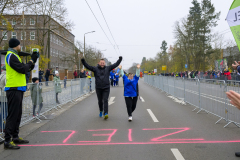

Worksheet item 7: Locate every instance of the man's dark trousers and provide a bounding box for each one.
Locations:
[96,88,110,115]
[4,90,23,142]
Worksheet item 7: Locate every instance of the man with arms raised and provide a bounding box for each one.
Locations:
[81,57,122,119]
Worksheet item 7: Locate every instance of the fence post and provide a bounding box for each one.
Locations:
[174,77,176,97]
[184,78,186,102]
[71,80,73,101]
[197,79,202,114]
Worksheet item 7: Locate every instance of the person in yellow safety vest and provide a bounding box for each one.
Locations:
[148,71,151,75]
[4,38,39,150]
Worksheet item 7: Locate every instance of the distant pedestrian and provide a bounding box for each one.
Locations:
[74,69,78,79]
[45,69,50,86]
[54,73,62,104]
[110,70,115,87]
[39,68,44,85]
[64,76,67,88]
[30,77,43,117]
[119,64,140,121]
[114,73,119,86]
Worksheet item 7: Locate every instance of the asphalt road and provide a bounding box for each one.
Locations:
[1,78,240,160]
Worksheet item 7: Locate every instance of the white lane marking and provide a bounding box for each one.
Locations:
[171,149,185,160]
[108,97,115,106]
[147,109,159,122]
[140,96,145,102]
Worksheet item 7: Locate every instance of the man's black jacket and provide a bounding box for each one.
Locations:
[81,57,122,89]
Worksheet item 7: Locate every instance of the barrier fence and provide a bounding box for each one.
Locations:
[144,75,240,128]
[0,78,95,141]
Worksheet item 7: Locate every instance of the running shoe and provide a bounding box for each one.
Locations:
[4,141,20,150]
[104,113,108,120]
[128,116,133,122]
[13,137,29,144]
[99,112,103,117]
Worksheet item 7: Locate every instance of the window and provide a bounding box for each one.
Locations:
[2,46,4,50]
[50,34,52,42]
[12,19,16,25]
[21,32,26,40]
[2,19,7,25]
[21,46,26,51]
[21,18,26,25]
[53,49,55,57]
[12,32,17,39]
[2,31,7,40]
[50,48,52,56]
[30,31,35,40]
[30,18,35,25]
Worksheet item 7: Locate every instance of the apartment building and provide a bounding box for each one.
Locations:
[0,14,75,70]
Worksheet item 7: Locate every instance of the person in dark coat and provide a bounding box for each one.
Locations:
[39,68,44,85]
[45,69,50,86]
[81,57,122,120]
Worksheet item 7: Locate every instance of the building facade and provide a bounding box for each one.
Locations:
[0,15,75,71]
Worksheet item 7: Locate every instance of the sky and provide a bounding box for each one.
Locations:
[65,0,234,69]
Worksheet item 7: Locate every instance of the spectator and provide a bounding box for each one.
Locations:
[74,69,78,79]
[39,68,44,85]
[45,69,50,86]
[64,76,67,89]
[110,70,115,87]
[0,65,7,129]
[79,69,86,78]
[30,77,43,117]
[54,72,62,104]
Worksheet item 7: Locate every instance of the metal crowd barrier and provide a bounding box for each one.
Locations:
[144,75,240,128]
[0,78,95,141]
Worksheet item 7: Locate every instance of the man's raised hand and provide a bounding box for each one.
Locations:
[119,65,122,69]
[232,61,240,70]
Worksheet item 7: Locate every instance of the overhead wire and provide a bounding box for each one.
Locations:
[84,0,119,55]
[95,0,121,55]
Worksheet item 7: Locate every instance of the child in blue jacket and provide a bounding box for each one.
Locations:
[119,64,140,121]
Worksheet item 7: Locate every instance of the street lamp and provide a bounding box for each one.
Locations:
[83,31,95,69]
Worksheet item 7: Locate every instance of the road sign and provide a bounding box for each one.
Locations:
[154,69,157,73]
[32,48,39,78]
[162,65,167,71]
[185,64,188,69]
[144,71,148,74]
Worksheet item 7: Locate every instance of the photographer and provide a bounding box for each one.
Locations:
[4,38,39,149]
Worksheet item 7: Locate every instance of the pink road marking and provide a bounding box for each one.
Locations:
[19,140,240,147]
[128,129,132,142]
[41,130,76,143]
[143,128,192,141]
[78,129,117,143]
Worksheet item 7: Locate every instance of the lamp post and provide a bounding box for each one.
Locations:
[83,31,95,69]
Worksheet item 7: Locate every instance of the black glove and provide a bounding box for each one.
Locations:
[119,56,122,59]
[81,58,85,63]
[31,52,39,63]
[29,64,35,71]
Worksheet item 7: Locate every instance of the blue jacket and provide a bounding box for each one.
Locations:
[110,71,115,79]
[122,75,139,97]
[115,75,119,81]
